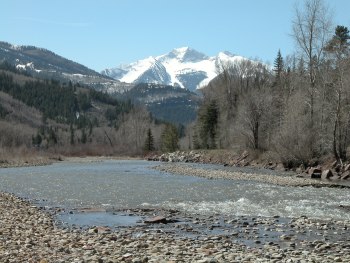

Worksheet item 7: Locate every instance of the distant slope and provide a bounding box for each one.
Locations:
[0,67,138,153]
[0,41,131,93]
[102,47,247,91]
[121,83,201,124]
[0,42,202,125]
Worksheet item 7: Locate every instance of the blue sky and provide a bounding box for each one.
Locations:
[2,0,350,71]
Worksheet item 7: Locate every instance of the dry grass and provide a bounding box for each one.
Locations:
[0,147,53,167]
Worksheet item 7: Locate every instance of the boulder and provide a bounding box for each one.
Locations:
[309,168,322,179]
[96,226,111,234]
[144,216,167,224]
[344,163,350,172]
[341,171,350,180]
[321,169,333,179]
[330,175,341,180]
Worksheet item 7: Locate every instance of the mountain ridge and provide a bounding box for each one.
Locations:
[102,47,246,91]
[0,41,133,93]
[0,41,201,124]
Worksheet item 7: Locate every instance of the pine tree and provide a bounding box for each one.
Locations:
[32,133,42,147]
[81,128,87,144]
[273,49,284,82]
[144,128,155,152]
[199,100,219,149]
[335,25,350,46]
[192,131,201,150]
[70,124,75,145]
[326,25,350,55]
[161,124,179,152]
[48,127,58,145]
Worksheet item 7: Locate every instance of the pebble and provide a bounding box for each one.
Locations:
[153,164,337,187]
[1,192,350,262]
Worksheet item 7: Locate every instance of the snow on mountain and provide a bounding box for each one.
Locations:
[0,41,132,93]
[101,47,246,91]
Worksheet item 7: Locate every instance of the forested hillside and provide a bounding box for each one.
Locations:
[0,64,174,158]
[121,83,201,124]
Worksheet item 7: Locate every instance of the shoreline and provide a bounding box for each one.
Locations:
[0,155,143,168]
[153,163,350,188]
[1,191,350,262]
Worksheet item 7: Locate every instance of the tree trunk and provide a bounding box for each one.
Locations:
[254,121,259,149]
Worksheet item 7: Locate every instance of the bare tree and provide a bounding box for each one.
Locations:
[114,107,151,154]
[236,62,273,150]
[324,26,350,162]
[292,0,332,126]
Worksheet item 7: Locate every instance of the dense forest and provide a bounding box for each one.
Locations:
[192,0,350,168]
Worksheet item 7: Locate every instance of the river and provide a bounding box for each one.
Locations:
[0,159,349,222]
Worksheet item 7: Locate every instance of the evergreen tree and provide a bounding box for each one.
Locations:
[192,131,201,150]
[199,100,219,149]
[70,124,75,145]
[161,124,179,152]
[48,127,58,145]
[326,25,350,55]
[335,25,350,46]
[32,133,42,147]
[81,128,87,144]
[0,103,8,118]
[144,128,155,152]
[273,49,284,82]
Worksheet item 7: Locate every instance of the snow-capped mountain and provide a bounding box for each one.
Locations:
[102,47,246,91]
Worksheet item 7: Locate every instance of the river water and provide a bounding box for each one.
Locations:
[0,159,349,221]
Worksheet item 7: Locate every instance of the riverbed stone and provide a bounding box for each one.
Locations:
[1,189,350,263]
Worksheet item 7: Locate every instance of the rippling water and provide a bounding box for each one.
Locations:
[0,160,349,220]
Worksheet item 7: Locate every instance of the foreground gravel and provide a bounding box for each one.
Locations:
[153,163,343,187]
[1,192,350,262]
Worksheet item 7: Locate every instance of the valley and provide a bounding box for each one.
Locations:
[1,0,350,261]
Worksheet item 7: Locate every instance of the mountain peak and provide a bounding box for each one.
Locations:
[102,47,248,91]
[219,51,235,57]
[165,47,208,63]
[173,46,190,53]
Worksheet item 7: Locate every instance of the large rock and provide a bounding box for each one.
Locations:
[309,168,322,179]
[321,169,333,179]
[344,163,350,172]
[144,216,167,224]
[341,171,350,180]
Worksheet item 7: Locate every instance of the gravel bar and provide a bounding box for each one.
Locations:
[1,192,350,262]
[153,163,347,188]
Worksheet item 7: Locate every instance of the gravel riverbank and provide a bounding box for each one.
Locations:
[1,192,350,262]
[153,163,347,188]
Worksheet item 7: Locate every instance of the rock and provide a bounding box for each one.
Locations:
[330,175,341,180]
[97,226,111,234]
[341,171,350,180]
[309,168,322,178]
[144,216,167,224]
[123,253,133,258]
[321,169,333,179]
[344,163,350,171]
[88,227,98,234]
